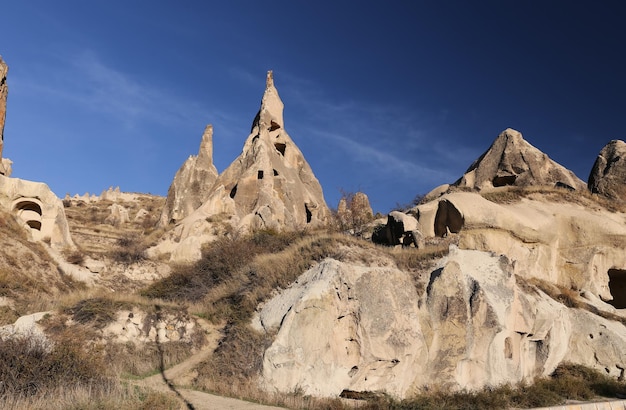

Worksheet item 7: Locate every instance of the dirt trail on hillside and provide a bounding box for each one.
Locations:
[135,318,285,410]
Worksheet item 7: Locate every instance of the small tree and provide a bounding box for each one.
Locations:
[335,191,374,236]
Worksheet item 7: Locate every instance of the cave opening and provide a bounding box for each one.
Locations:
[492,175,517,187]
[258,170,264,179]
[608,269,626,308]
[275,143,286,156]
[229,184,238,199]
[305,204,312,224]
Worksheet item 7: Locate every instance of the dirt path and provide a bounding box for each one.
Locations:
[135,318,286,410]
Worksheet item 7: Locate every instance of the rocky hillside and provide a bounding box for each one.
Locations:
[1,60,626,409]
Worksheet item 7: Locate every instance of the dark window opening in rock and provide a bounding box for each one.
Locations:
[275,143,286,156]
[608,269,626,308]
[492,175,517,187]
[14,201,42,215]
[27,220,42,231]
[269,120,281,131]
[273,169,279,176]
[504,337,513,359]
[229,184,238,199]
[555,181,575,191]
[434,199,464,237]
[258,170,264,179]
[305,204,312,224]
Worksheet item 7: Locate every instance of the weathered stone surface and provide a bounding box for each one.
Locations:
[416,191,626,301]
[588,140,626,201]
[157,71,331,262]
[454,128,586,191]
[0,175,74,250]
[0,56,8,176]
[105,203,130,226]
[336,191,373,235]
[158,124,219,226]
[255,246,626,398]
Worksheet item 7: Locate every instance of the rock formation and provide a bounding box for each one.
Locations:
[0,175,75,250]
[154,71,331,262]
[255,246,626,398]
[0,56,9,176]
[336,191,373,235]
[454,128,586,191]
[372,211,424,248]
[588,140,626,201]
[158,124,219,226]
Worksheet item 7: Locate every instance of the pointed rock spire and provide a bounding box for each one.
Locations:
[158,124,219,226]
[454,128,586,191]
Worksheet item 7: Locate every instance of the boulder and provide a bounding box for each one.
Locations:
[158,124,219,226]
[372,211,423,248]
[0,56,8,176]
[588,140,626,201]
[104,203,130,226]
[454,128,586,191]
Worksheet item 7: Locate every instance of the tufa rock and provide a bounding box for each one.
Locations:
[255,246,626,398]
[588,140,626,201]
[455,128,586,191]
[158,71,331,262]
[158,124,219,226]
[0,175,75,250]
[336,191,373,235]
[0,56,8,176]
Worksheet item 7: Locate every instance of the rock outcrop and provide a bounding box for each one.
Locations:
[154,71,331,262]
[454,128,586,191]
[0,56,9,176]
[588,140,626,201]
[158,124,219,226]
[372,211,424,248]
[414,191,626,302]
[0,175,74,250]
[255,246,626,398]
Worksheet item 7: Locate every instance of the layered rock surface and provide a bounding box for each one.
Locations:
[454,128,586,191]
[158,125,219,226]
[255,246,626,398]
[588,139,626,201]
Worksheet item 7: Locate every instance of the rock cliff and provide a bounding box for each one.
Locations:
[158,124,219,226]
[588,139,626,201]
[454,128,586,191]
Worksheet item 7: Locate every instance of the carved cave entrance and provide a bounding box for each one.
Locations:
[608,269,626,309]
[13,199,43,231]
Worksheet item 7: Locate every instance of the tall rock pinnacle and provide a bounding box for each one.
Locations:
[158,124,219,226]
[193,70,330,232]
[0,56,9,176]
[157,71,331,261]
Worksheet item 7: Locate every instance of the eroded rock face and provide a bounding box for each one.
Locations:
[416,192,626,302]
[455,129,586,191]
[158,71,330,262]
[0,56,8,176]
[255,247,626,398]
[0,175,75,250]
[588,140,626,201]
[158,125,219,226]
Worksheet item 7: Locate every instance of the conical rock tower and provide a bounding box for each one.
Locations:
[454,128,586,191]
[588,139,626,201]
[158,124,219,226]
[156,71,330,262]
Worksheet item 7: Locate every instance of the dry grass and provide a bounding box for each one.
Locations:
[480,185,626,213]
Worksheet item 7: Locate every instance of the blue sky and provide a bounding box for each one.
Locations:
[2,1,625,213]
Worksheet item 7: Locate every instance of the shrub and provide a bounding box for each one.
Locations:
[109,234,146,265]
[63,297,132,329]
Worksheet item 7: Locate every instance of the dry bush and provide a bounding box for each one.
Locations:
[62,248,85,265]
[63,297,133,329]
[109,233,147,265]
[0,331,114,398]
[334,191,374,236]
